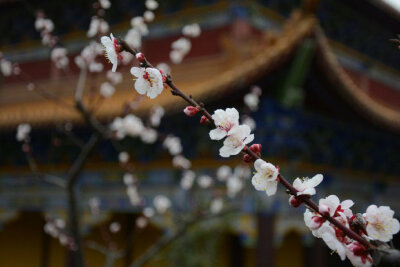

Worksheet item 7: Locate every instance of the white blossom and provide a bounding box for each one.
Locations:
[100,82,115,98]
[119,152,129,163]
[170,37,191,64]
[143,207,155,218]
[99,0,111,9]
[172,155,191,169]
[233,164,251,179]
[89,62,103,72]
[125,28,142,49]
[198,175,213,189]
[251,159,279,196]
[153,195,171,214]
[244,93,259,111]
[0,59,12,76]
[156,63,171,75]
[346,242,373,267]
[51,47,69,69]
[292,174,323,196]
[121,51,134,65]
[180,170,195,190]
[107,70,123,85]
[150,105,165,127]
[130,17,148,36]
[145,0,159,10]
[210,198,223,214]
[55,219,66,229]
[109,222,121,233]
[318,195,354,219]
[241,115,256,131]
[130,67,164,99]
[216,165,232,182]
[209,108,239,140]
[227,176,243,198]
[87,17,109,37]
[127,185,141,205]
[110,115,144,139]
[319,223,347,261]
[143,11,155,22]
[219,125,254,157]
[171,37,191,54]
[101,33,120,72]
[182,23,201,38]
[35,18,54,32]
[123,173,135,185]
[163,135,182,155]
[136,216,148,228]
[140,128,158,144]
[170,50,184,64]
[16,123,31,141]
[364,205,400,242]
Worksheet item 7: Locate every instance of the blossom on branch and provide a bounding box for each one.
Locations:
[130,67,164,99]
[182,23,201,38]
[346,242,373,267]
[101,33,122,72]
[219,125,254,157]
[251,159,279,196]
[364,205,400,242]
[209,108,239,140]
[292,174,323,196]
[145,0,159,10]
[153,195,171,214]
[100,82,115,98]
[16,123,31,142]
[319,195,354,218]
[163,135,183,155]
[319,223,347,260]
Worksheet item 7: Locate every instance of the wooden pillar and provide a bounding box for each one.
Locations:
[40,219,51,267]
[124,213,136,267]
[256,214,275,267]
[230,234,244,267]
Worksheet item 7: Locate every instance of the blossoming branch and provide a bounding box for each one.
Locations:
[100,33,400,266]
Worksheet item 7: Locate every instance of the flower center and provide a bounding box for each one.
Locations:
[143,71,154,87]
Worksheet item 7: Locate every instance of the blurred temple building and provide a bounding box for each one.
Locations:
[1,0,400,266]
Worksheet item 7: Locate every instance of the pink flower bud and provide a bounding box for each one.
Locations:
[289,196,301,207]
[249,144,262,155]
[200,115,209,125]
[183,106,199,117]
[136,52,145,61]
[319,204,330,216]
[243,154,252,163]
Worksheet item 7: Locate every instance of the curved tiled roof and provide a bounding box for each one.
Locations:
[1,8,400,132]
[0,12,316,129]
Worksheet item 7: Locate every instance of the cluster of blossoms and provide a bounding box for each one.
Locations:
[99,30,400,267]
[123,173,142,206]
[87,0,111,38]
[304,194,399,266]
[99,71,123,98]
[209,108,254,158]
[169,23,200,64]
[243,85,262,111]
[110,114,157,144]
[35,12,69,69]
[44,217,74,249]
[122,0,159,65]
